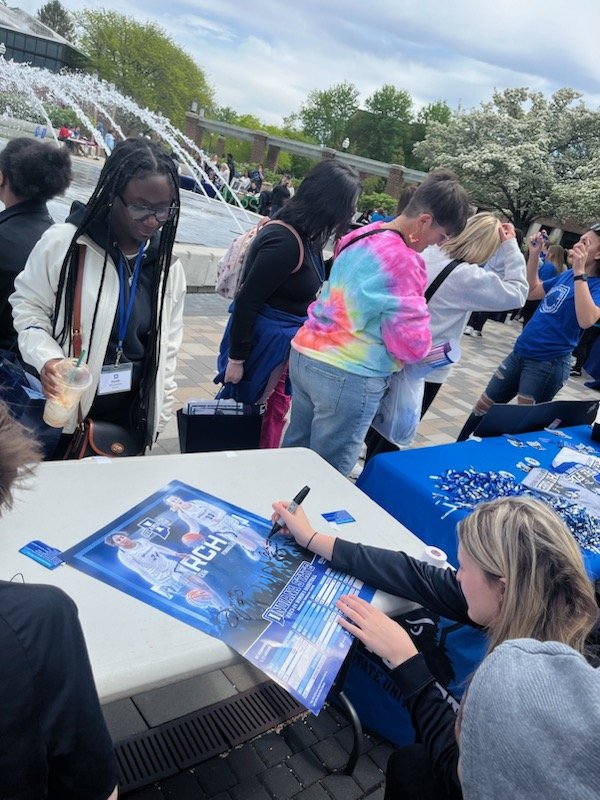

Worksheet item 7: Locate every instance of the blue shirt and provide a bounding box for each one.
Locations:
[515,271,600,360]
[538,258,558,281]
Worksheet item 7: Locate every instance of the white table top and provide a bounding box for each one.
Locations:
[0,447,425,702]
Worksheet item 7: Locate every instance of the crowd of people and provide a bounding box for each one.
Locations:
[1,131,599,798]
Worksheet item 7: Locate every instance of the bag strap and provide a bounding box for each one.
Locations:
[265,220,305,273]
[335,229,460,304]
[335,226,403,259]
[239,220,305,292]
[425,259,460,303]
[72,245,86,358]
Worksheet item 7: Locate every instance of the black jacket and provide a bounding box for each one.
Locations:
[0,200,54,350]
[331,539,470,798]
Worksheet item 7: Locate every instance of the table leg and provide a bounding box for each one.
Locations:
[329,638,363,774]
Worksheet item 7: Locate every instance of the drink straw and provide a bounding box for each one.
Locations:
[75,349,87,368]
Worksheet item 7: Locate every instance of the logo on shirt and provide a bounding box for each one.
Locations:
[539,284,570,315]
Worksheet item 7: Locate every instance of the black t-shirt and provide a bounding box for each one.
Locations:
[0,581,117,799]
[229,225,323,360]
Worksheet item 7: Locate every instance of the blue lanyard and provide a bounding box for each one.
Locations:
[116,243,145,365]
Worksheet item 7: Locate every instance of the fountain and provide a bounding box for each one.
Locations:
[0,57,258,255]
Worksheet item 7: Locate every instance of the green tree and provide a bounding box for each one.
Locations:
[417,100,452,127]
[36,1,74,41]
[74,10,213,129]
[346,85,413,163]
[405,101,452,170]
[414,88,600,230]
[298,81,359,148]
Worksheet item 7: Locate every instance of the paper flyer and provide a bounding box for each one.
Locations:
[521,468,600,516]
[61,480,373,714]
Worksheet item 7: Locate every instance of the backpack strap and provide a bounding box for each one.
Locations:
[425,259,460,303]
[265,220,305,272]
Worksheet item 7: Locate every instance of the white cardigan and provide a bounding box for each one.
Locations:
[10,223,186,438]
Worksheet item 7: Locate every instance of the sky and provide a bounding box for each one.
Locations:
[14,0,600,125]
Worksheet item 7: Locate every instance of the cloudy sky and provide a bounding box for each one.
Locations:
[15,0,600,124]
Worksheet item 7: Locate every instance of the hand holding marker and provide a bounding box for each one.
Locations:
[268,486,311,540]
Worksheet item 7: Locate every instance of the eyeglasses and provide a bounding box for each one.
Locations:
[118,194,178,223]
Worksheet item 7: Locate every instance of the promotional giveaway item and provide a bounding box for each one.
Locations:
[62,481,374,713]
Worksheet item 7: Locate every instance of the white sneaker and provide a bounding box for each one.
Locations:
[463,326,474,336]
[349,461,364,482]
[473,330,483,337]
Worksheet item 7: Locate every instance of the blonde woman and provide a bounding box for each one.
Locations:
[366,213,528,460]
[270,495,598,800]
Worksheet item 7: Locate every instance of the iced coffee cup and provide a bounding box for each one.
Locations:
[43,358,92,428]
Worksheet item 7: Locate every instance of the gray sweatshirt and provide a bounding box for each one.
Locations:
[422,239,528,383]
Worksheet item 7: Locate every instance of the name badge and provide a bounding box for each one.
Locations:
[98,363,133,395]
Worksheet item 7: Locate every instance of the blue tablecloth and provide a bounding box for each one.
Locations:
[357,425,600,579]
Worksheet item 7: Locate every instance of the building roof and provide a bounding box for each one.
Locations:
[0,5,79,50]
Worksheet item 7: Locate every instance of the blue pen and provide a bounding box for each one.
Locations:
[268,485,311,539]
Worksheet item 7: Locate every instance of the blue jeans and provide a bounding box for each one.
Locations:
[283,349,389,476]
[484,350,571,404]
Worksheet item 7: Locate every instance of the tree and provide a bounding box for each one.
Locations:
[74,10,213,129]
[36,1,74,41]
[413,88,600,230]
[298,82,359,148]
[416,101,452,128]
[347,85,413,163]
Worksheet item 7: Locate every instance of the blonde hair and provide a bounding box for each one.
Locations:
[546,244,566,273]
[441,212,500,265]
[458,496,597,655]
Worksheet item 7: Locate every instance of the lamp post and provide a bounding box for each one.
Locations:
[342,137,350,152]
[0,42,7,58]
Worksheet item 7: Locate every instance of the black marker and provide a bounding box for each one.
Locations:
[268,486,311,540]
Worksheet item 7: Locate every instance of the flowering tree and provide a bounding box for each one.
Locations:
[413,88,600,230]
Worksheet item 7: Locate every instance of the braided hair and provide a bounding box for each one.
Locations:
[52,138,181,444]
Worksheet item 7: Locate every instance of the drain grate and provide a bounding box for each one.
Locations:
[116,680,306,793]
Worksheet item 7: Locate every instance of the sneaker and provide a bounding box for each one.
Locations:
[463,326,474,336]
[473,330,483,337]
[570,367,582,377]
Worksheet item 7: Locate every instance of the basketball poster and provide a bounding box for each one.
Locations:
[62,480,373,713]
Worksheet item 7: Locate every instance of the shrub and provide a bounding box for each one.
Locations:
[358,192,397,215]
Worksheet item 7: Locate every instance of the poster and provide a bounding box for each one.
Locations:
[61,480,373,713]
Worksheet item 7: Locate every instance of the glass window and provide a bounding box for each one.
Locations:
[46,41,58,58]
[14,33,25,50]
[3,30,15,47]
[35,38,48,56]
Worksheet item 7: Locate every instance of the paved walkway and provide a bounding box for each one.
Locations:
[111,294,596,799]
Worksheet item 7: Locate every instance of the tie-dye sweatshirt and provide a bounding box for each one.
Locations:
[292,222,431,376]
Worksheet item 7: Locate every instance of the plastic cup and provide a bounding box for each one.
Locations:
[43,358,92,428]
